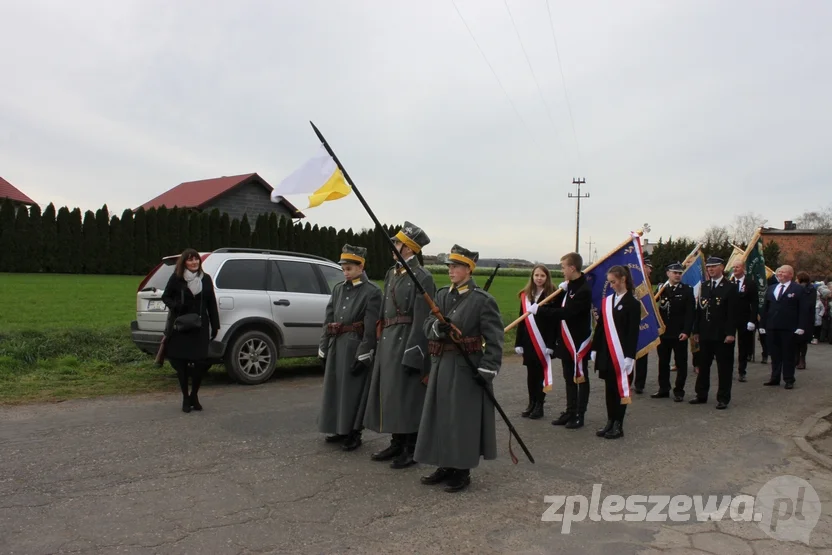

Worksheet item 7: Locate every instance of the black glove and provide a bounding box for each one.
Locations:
[404,365,421,376]
[437,318,453,334]
[351,359,368,376]
[473,373,488,387]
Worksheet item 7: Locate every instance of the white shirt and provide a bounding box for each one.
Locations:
[776,281,792,299]
[711,276,724,288]
[613,292,625,307]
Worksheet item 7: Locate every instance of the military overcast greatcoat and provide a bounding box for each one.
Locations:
[363,257,436,434]
[414,278,504,469]
[317,275,382,435]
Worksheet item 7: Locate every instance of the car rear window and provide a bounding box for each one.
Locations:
[142,259,176,291]
[274,260,324,294]
[216,259,268,291]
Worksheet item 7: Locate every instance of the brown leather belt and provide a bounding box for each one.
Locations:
[381,316,413,328]
[326,322,364,336]
[428,336,483,356]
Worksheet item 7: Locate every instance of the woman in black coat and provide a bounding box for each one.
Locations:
[514,264,558,419]
[590,265,641,440]
[161,248,220,413]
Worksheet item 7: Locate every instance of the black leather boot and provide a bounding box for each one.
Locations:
[371,436,403,461]
[189,393,202,411]
[565,413,584,429]
[342,430,362,451]
[444,469,471,492]
[420,467,454,485]
[604,421,623,439]
[596,420,613,437]
[390,441,416,469]
[521,398,534,418]
[551,411,571,426]
[325,434,348,443]
[529,399,544,420]
[181,395,191,413]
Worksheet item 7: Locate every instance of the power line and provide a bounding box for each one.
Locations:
[544,0,583,171]
[502,0,565,155]
[449,0,544,154]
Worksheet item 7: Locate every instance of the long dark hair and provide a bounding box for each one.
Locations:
[175,248,202,279]
[607,265,634,293]
[520,264,555,300]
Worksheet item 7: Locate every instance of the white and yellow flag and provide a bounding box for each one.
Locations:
[271,145,351,209]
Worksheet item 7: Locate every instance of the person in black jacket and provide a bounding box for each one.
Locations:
[161,249,221,413]
[653,262,695,401]
[730,258,759,382]
[528,252,593,429]
[590,265,641,440]
[794,272,816,370]
[514,264,558,419]
[691,256,738,410]
[760,266,811,388]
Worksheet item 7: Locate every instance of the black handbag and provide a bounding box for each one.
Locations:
[173,284,203,333]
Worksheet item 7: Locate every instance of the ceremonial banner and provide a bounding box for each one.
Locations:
[681,252,706,353]
[584,233,664,359]
[744,229,768,315]
[271,144,351,208]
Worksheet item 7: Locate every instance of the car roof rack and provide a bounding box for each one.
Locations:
[211,247,333,264]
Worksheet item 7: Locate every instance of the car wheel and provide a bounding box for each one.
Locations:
[226,330,278,385]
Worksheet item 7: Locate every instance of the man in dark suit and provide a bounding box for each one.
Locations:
[653,262,695,401]
[691,256,738,410]
[760,265,811,389]
[730,258,758,382]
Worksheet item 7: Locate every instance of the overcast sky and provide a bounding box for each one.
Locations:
[1,0,830,263]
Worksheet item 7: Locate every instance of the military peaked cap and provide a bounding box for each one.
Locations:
[391,221,430,253]
[339,244,367,265]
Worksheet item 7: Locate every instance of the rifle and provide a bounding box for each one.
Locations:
[483,264,501,292]
[310,121,533,465]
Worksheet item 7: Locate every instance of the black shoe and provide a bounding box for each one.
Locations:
[689,398,707,405]
[521,399,534,418]
[390,446,416,469]
[604,421,623,439]
[596,420,613,437]
[785,383,794,390]
[650,391,670,399]
[551,411,571,426]
[325,434,348,443]
[761,356,768,364]
[673,395,684,402]
[421,467,454,485]
[738,375,747,382]
[190,394,202,411]
[529,400,544,420]
[716,402,728,410]
[182,396,192,413]
[763,381,780,386]
[565,413,584,429]
[444,470,471,492]
[635,388,644,394]
[371,441,403,461]
[342,431,362,451]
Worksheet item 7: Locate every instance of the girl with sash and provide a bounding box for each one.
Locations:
[590,265,641,440]
[515,265,557,419]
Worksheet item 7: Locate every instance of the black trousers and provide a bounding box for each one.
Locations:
[769,330,797,384]
[694,339,734,404]
[736,328,754,376]
[758,331,769,358]
[796,338,808,363]
[168,357,208,397]
[627,355,647,391]
[560,356,590,415]
[525,360,546,402]
[657,337,688,397]
[604,371,627,422]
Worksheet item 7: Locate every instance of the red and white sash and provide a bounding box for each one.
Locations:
[602,293,632,405]
[521,292,554,392]
[560,291,592,384]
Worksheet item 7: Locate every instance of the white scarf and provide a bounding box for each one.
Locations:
[184,270,203,296]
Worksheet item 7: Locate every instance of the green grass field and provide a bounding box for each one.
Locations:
[0,272,535,404]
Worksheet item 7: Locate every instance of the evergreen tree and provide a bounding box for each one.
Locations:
[267,213,280,250]
[26,203,43,273]
[166,208,180,254]
[145,208,159,269]
[188,210,202,251]
[240,214,252,248]
[763,240,781,269]
[41,203,58,273]
[200,211,211,251]
[95,205,110,273]
[12,205,30,273]
[178,209,191,252]
[133,207,148,275]
[279,216,293,250]
[219,212,230,249]
[108,215,122,274]
[155,206,170,259]
[253,214,268,248]
[120,209,135,276]
[0,199,16,272]
[81,210,97,273]
[55,207,73,273]
[208,209,221,250]
[69,208,84,273]
[229,218,242,247]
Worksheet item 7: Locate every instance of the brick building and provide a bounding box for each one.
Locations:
[762,220,832,279]
[138,173,304,223]
[0,176,36,207]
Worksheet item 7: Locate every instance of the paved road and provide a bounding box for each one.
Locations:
[2,346,832,554]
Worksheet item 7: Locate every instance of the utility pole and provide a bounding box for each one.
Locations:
[585,237,594,264]
[568,178,589,254]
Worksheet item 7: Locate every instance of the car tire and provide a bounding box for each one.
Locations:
[225,329,278,385]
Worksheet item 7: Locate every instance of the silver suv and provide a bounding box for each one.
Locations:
[131,248,343,385]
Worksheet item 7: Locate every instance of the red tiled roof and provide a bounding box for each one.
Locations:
[0,176,36,205]
[138,172,304,217]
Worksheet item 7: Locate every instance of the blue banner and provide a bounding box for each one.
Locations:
[681,252,706,353]
[584,234,665,358]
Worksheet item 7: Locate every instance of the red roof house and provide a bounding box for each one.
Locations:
[138,173,304,222]
[0,177,36,206]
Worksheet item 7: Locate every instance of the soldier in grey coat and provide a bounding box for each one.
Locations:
[415,245,504,493]
[318,245,383,451]
[364,221,436,469]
